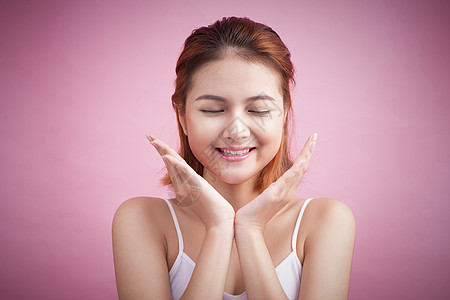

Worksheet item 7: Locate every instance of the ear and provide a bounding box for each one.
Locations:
[178,110,188,136]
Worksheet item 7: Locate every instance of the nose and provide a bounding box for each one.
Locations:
[222,116,251,144]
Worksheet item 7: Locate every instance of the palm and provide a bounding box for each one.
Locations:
[236,133,317,230]
[146,134,235,227]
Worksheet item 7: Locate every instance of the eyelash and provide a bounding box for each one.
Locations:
[200,110,270,115]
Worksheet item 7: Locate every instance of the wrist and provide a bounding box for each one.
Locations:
[205,220,235,233]
[234,213,265,233]
[234,222,265,236]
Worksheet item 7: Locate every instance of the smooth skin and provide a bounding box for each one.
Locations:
[113,134,355,299]
[112,55,355,299]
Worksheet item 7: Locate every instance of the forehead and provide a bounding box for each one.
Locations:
[187,56,283,100]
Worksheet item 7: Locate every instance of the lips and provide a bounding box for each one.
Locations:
[216,147,256,156]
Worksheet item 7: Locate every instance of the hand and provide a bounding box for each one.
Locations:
[235,133,318,232]
[146,134,235,229]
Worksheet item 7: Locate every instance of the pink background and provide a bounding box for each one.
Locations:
[1,0,449,299]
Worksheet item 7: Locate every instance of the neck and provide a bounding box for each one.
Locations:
[203,169,260,212]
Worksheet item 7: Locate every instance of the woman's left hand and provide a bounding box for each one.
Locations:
[235,133,318,233]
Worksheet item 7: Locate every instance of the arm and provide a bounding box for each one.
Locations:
[145,135,236,299]
[112,197,235,300]
[235,225,289,300]
[112,197,172,300]
[180,222,234,300]
[298,198,356,300]
[233,133,319,299]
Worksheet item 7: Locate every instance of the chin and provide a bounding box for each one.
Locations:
[212,168,260,185]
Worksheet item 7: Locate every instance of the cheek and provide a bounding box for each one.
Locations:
[260,129,283,153]
[254,116,284,141]
[185,116,222,160]
[188,116,223,142]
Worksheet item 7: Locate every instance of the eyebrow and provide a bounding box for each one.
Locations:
[194,94,276,102]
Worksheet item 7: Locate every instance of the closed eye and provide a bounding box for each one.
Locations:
[250,111,270,115]
[200,110,224,113]
[200,110,270,115]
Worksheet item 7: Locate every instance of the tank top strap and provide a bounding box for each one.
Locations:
[292,198,314,253]
[162,198,184,254]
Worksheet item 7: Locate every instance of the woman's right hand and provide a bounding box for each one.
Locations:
[146,134,235,229]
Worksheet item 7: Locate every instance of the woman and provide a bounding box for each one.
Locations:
[112,16,355,300]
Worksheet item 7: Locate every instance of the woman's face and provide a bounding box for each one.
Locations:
[179,54,286,185]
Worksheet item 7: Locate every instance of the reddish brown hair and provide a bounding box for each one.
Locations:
[160,16,296,194]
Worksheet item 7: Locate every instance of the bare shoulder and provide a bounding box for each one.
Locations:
[296,198,355,253]
[301,197,356,255]
[306,197,355,226]
[112,196,175,261]
[112,196,173,299]
[113,196,173,228]
[298,198,356,299]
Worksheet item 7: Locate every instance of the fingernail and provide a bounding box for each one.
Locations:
[151,141,159,149]
[312,133,318,142]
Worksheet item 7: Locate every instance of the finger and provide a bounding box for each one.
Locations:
[164,154,199,190]
[164,155,200,207]
[146,134,184,162]
[296,134,315,162]
[156,143,199,180]
[145,135,197,179]
[268,134,318,198]
[146,134,169,156]
[162,155,182,188]
[293,133,318,169]
[292,153,316,186]
[282,134,317,188]
[278,161,304,189]
[163,155,187,188]
[270,161,305,200]
[160,152,184,188]
[163,156,186,206]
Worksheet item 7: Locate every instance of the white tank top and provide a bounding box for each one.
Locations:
[162,197,314,300]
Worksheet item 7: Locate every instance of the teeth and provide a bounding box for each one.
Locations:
[219,148,251,156]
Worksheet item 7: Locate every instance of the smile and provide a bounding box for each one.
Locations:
[215,147,256,162]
